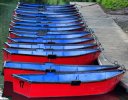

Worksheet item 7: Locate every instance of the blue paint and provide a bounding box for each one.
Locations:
[4,62,119,72]
[8,37,94,44]
[3,48,101,56]
[5,42,97,49]
[12,21,84,27]
[13,70,124,83]
[10,32,90,38]
[10,30,90,35]
[11,24,84,31]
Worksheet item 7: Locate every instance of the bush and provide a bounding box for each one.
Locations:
[70,0,96,2]
[97,0,128,10]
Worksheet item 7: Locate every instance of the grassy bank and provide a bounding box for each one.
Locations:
[71,0,128,10]
[97,0,128,10]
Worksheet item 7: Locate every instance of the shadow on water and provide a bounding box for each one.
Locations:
[114,85,128,100]
[11,85,128,100]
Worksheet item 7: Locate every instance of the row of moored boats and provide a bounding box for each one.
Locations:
[2,2,125,99]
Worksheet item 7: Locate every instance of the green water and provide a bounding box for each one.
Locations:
[0,1,18,90]
[0,1,18,71]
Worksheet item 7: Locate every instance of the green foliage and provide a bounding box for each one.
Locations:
[0,0,18,3]
[96,0,102,3]
[46,0,69,5]
[0,71,3,88]
[20,0,70,5]
[21,0,36,3]
[97,0,128,10]
[70,0,96,2]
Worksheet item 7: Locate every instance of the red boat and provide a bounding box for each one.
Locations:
[12,69,125,98]
[3,61,119,96]
[12,91,120,100]
[3,48,101,65]
[4,61,120,83]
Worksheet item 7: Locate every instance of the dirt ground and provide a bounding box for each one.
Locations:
[106,7,128,34]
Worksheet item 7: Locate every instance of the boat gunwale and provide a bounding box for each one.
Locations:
[12,70,125,84]
[3,48,101,57]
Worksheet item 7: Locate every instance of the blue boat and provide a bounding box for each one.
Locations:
[11,21,85,27]
[10,29,91,35]
[4,62,120,72]
[13,15,81,21]
[10,24,85,31]
[12,69,125,97]
[14,12,81,17]
[9,31,91,38]
[13,17,83,23]
[16,7,78,12]
[8,37,95,44]
[3,62,120,97]
[3,48,101,57]
[5,42,98,50]
[15,9,79,14]
[15,10,80,15]
[3,48,101,65]
[13,16,83,22]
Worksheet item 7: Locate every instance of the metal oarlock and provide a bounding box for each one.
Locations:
[114,61,119,65]
[88,28,99,42]
[89,29,103,50]
[119,65,126,71]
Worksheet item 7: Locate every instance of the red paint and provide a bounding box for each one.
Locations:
[4,43,8,48]
[3,68,44,97]
[3,50,100,65]
[13,74,123,98]
[12,91,120,100]
[4,68,45,82]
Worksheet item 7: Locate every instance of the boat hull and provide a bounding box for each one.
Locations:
[10,25,85,32]
[3,68,45,96]
[3,50,100,65]
[4,43,98,50]
[10,21,85,28]
[7,38,95,44]
[12,74,123,98]
[9,32,92,39]
[13,12,81,18]
[16,7,78,12]
[4,68,45,82]
[11,92,120,100]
